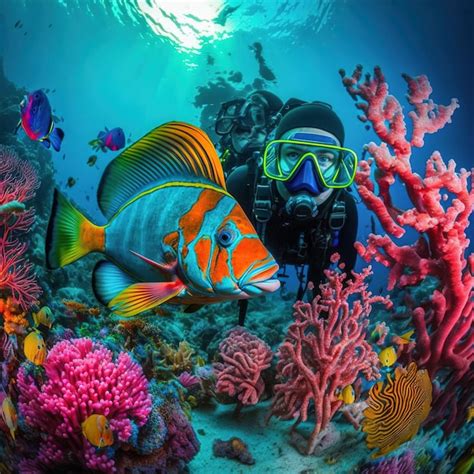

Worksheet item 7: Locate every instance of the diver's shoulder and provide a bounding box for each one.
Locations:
[226,164,252,190]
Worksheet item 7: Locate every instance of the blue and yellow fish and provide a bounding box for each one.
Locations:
[81,414,114,448]
[46,122,279,317]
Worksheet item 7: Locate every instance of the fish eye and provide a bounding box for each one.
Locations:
[217,227,236,247]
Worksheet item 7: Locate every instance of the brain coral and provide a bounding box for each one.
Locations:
[362,362,432,458]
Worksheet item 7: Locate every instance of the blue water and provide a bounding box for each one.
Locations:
[1,2,473,473]
[2,0,473,295]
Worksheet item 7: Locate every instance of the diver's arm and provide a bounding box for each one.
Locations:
[337,192,358,276]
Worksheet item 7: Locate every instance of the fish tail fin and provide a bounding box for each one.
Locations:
[50,127,64,152]
[46,190,105,268]
[89,138,101,151]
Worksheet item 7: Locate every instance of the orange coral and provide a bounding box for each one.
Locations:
[62,299,101,317]
[362,362,432,458]
[0,297,29,335]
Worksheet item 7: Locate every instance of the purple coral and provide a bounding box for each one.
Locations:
[360,450,415,474]
[17,338,152,472]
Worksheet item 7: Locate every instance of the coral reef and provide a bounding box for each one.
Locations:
[0,146,41,310]
[359,450,415,474]
[214,327,272,408]
[122,381,200,473]
[340,65,473,434]
[0,297,29,336]
[271,259,390,455]
[17,338,152,472]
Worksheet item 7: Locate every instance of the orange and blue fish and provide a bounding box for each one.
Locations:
[15,90,64,151]
[46,122,280,317]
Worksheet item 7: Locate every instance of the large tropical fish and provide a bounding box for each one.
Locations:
[46,122,279,317]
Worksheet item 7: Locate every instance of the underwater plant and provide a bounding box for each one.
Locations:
[17,338,152,472]
[0,146,41,310]
[271,258,391,455]
[340,65,473,434]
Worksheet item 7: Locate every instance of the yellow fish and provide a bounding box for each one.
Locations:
[82,414,114,448]
[1,396,18,440]
[379,346,397,367]
[337,385,355,404]
[467,405,474,423]
[24,331,47,365]
[33,306,54,329]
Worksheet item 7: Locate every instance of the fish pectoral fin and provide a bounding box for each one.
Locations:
[14,120,21,135]
[41,138,51,149]
[109,281,185,317]
[129,250,178,276]
[92,261,137,306]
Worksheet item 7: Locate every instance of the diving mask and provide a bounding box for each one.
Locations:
[215,94,269,136]
[263,135,357,189]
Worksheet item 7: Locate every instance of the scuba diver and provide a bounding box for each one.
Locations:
[215,90,284,174]
[226,101,359,325]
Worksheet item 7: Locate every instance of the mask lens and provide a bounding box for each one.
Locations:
[215,99,245,135]
[216,117,234,135]
[263,140,357,188]
[324,150,357,187]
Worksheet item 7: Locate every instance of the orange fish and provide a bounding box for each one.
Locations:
[46,122,279,317]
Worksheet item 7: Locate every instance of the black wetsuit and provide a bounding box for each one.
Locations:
[227,163,358,298]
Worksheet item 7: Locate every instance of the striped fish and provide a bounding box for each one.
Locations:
[46,122,279,317]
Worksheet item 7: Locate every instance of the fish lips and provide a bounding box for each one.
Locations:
[240,261,280,296]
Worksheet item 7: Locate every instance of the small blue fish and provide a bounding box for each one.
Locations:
[15,90,64,151]
[89,127,125,152]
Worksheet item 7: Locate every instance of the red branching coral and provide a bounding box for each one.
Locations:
[340,65,473,433]
[214,327,272,407]
[271,260,389,455]
[0,146,41,310]
[17,338,152,472]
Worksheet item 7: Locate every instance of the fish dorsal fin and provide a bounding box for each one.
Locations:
[98,121,226,219]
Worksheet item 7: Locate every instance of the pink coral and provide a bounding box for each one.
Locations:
[18,338,152,472]
[271,261,389,455]
[340,65,473,433]
[0,146,41,310]
[214,327,272,407]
